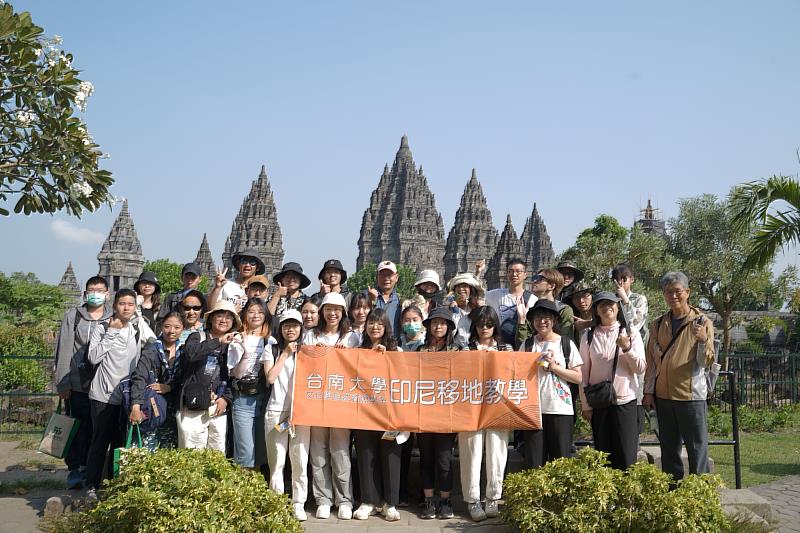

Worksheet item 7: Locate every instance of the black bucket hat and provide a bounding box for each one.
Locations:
[232,248,266,275]
[556,261,584,284]
[422,306,456,329]
[526,298,560,322]
[318,259,348,284]
[273,262,311,290]
[134,271,160,294]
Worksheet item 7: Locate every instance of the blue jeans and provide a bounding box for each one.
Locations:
[231,393,265,468]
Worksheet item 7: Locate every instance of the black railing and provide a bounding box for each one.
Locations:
[709,353,799,409]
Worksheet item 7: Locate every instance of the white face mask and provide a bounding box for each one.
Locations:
[86,292,106,306]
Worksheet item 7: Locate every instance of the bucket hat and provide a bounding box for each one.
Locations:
[447,272,485,299]
[422,306,456,328]
[556,261,584,284]
[273,262,311,290]
[232,248,266,275]
[134,271,160,294]
[318,259,348,284]
[414,269,441,291]
[204,299,242,330]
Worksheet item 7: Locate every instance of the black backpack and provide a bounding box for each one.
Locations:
[500,290,532,346]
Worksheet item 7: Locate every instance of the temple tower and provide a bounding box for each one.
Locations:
[97,199,144,292]
[357,136,445,274]
[485,214,523,290]
[520,203,556,276]
[58,262,82,307]
[194,233,217,282]
[221,165,284,278]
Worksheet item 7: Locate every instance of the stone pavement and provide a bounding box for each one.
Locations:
[301,509,510,533]
[750,475,800,533]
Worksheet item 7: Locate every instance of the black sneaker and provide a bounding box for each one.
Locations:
[421,497,436,519]
[437,498,454,519]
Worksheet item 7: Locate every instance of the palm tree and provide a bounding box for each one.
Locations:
[729,174,800,270]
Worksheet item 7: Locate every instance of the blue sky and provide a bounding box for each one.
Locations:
[2,1,799,290]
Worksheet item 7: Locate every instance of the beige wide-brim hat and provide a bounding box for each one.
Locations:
[447,272,484,298]
[204,300,242,330]
[414,269,441,291]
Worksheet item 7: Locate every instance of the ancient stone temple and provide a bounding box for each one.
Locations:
[636,199,666,236]
[221,165,284,278]
[357,136,445,274]
[485,214,523,290]
[58,262,82,306]
[520,203,555,275]
[97,199,145,292]
[194,233,217,282]
[443,169,499,281]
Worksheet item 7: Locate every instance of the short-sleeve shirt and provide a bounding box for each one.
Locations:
[266,345,295,413]
[485,289,537,325]
[528,336,582,415]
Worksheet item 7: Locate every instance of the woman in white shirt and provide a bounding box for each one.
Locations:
[303,292,360,520]
[227,298,274,469]
[264,310,311,521]
[520,299,583,468]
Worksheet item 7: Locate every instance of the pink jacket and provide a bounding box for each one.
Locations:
[579,322,646,406]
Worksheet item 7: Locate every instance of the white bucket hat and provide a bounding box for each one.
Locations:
[414,269,441,291]
[447,272,484,298]
[320,292,348,310]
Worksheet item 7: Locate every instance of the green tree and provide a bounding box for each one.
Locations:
[143,259,209,295]
[729,174,800,270]
[669,194,773,352]
[560,215,679,318]
[345,262,416,300]
[0,271,67,329]
[0,3,114,217]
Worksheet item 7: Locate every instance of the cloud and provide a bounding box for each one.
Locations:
[50,219,105,245]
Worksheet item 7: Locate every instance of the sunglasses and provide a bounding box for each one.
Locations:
[239,258,258,266]
[182,305,203,311]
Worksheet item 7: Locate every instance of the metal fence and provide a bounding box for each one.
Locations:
[709,353,800,410]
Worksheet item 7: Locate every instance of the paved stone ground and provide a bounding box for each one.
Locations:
[301,509,510,533]
[750,475,800,533]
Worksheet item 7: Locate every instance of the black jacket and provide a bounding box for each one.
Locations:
[179,332,233,406]
[130,340,180,407]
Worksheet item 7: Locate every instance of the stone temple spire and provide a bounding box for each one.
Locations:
[443,169,499,281]
[194,233,217,283]
[222,165,284,278]
[357,136,445,274]
[485,214,522,290]
[97,199,144,292]
[520,203,555,275]
[58,261,82,307]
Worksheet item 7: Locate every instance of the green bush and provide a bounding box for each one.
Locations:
[0,324,50,391]
[44,448,302,533]
[502,448,730,533]
[707,404,799,435]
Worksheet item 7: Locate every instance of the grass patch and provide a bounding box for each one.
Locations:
[0,478,64,495]
[709,429,800,487]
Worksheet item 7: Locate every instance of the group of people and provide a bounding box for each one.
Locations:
[53,249,718,522]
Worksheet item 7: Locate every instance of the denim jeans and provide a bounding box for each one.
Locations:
[231,393,265,468]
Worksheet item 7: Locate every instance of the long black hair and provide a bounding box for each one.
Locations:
[361,308,398,351]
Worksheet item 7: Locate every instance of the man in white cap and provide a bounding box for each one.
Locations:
[367,260,402,337]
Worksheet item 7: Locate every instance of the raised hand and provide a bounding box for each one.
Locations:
[215,267,229,288]
[275,281,288,298]
[515,295,527,323]
[367,285,379,302]
[319,280,331,294]
[108,316,124,329]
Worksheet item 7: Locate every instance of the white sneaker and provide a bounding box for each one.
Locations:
[293,503,307,522]
[469,501,487,522]
[338,503,352,520]
[382,505,401,521]
[353,503,375,520]
[485,499,499,518]
[316,504,330,519]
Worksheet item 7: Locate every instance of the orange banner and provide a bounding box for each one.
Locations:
[291,347,541,433]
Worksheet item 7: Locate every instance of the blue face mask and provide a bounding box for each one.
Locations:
[403,322,422,337]
[86,292,106,307]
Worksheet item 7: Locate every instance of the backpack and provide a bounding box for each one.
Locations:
[500,290,532,346]
[120,341,168,433]
[79,318,141,391]
[655,313,720,394]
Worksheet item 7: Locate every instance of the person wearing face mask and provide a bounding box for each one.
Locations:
[53,276,113,490]
[129,311,185,451]
[85,289,156,498]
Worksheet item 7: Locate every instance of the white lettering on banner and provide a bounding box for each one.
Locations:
[307,372,323,389]
[305,372,529,406]
[390,379,413,404]
[328,374,344,391]
[370,377,387,394]
[507,380,529,404]
[437,380,459,405]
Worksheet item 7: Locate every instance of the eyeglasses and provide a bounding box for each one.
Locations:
[533,315,554,322]
[508,269,526,275]
[182,305,203,311]
[239,258,258,266]
[664,289,688,297]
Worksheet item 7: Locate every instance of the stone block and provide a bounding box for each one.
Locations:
[640,445,715,474]
[720,488,776,524]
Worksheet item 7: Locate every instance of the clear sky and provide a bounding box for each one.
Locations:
[2,1,799,290]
